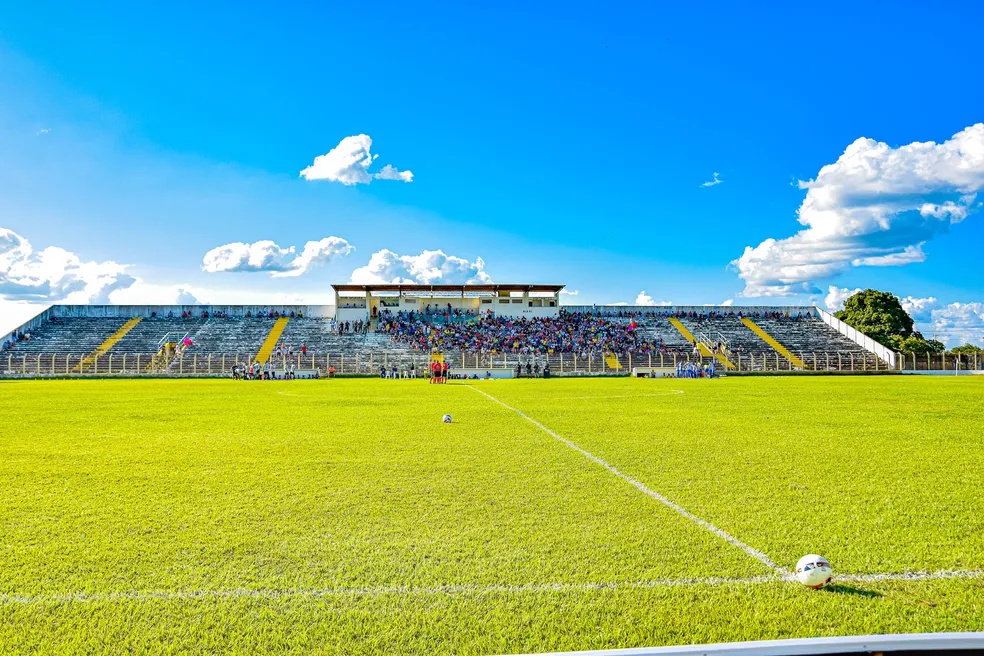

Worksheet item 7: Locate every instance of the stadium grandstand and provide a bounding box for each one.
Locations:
[1,283,976,378]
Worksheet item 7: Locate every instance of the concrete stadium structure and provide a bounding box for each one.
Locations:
[2,283,978,377]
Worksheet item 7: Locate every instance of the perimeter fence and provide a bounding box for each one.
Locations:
[1,350,981,377]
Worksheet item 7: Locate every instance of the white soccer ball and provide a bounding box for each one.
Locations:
[442,414,452,424]
[795,554,833,588]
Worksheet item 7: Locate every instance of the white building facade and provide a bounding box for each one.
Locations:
[332,284,564,325]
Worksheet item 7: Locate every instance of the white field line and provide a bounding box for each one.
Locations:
[466,385,788,576]
[838,569,984,583]
[2,570,981,605]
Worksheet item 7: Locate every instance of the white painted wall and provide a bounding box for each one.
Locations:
[815,307,896,366]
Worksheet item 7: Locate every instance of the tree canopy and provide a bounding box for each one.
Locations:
[834,289,943,354]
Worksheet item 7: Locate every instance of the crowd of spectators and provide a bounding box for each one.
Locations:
[587,308,816,320]
[146,309,303,320]
[376,309,673,356]
[244,309,304,319]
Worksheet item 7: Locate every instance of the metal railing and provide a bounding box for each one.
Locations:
[2,350,981,377]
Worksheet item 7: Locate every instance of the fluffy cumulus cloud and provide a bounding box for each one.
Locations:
[634,290,672,306]
[733,123,984,296]
[931,302,984,347]
[350,249,492,285]
[299,135,413,185]
[202,237,354,278]
[0,227,134,303]
[898,296,984,347]
[0,227,208,336]
[107,280,204,306]
[824,285,863,311]
[373,164,413,183]
[900,295,939,323]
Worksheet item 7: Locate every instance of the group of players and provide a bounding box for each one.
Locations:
[429,359,450,383]
[232,359,304,380]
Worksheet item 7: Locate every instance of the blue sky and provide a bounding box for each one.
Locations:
[1,1,983,344]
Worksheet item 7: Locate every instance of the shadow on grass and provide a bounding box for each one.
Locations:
[823,583,883,599]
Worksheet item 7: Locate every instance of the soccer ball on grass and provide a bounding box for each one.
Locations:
[795,554,833,588]
[442,414,452,424]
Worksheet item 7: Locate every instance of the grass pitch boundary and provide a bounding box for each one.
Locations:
[466,384,789,576]
[2,570,981,605]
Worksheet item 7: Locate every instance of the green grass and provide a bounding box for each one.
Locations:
[1,377,982,654]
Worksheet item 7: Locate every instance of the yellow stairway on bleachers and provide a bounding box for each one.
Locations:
[604,353,622,370]
[254,317,290,364]
[740,317,806,368]
[74,317,143,372]
[667,317,736,369]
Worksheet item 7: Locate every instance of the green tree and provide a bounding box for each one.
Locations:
[888,335,945,354]
[950,343,984,354]
[835,289,943,354]
[834,289,915,343]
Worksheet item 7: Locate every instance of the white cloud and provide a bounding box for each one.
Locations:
[0,227,223,337]
[277,237,355,278]
[824,285,863,311]
[898,297,984,347]
[0,227,134,303]
[900,295,939,323]
[107,280,205,306]
[0,298,47,338]
[298,134,413,185]
[36,128,49,136]
[930,302,984,347]
[373,164,414,183]
[700,172,722,188]
[721,298,734,306]
[559,289,579,296]
[733,123,984,296]
[350,249,491,285]
[634,290,672,306]
[175,289,200,305]
[202,237,353,278]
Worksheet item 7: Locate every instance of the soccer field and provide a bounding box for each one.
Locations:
[1,377,982,654]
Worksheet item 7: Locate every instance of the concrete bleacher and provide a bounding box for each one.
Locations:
[677,316,769,353]
[754,317,865,355]
[183,317,277,358]
[109,318,206,355]
[4,317,127,356]
[276,318,368,355]
[753,317,879,370]
[630,316,691,351]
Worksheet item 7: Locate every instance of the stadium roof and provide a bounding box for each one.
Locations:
[332,283,565,293]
